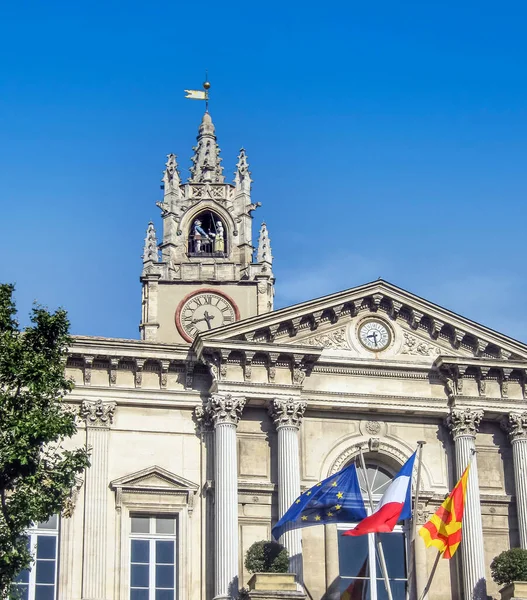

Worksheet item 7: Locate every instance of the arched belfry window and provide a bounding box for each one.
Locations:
[337,460,409,599]
[188,210,227,257]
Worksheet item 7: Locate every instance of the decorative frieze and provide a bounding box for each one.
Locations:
[268,398,307,430]
[109,358,119,385]
[305,327,350,350]
[401,332,441,357]
[207,394,245,426]
[160,360,170,389]
[446,407,483,439]
[79,399,116,428]
[83,355,94,385]
[135,359,145,388]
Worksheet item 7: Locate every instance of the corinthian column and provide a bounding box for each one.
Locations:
[79,399,116,600]
[502,412,527,548]
[268,398,307,583]
[208,394,245,600]
[446,408,486,600]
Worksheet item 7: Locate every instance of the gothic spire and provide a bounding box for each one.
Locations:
[189,112,224,183]
[162,153,181,193]
[142,222,159,263]
[234,148,252,193]
[257,222,273,267]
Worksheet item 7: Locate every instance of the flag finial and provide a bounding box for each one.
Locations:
[184,73,211,111]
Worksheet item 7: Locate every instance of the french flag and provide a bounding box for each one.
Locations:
[343,451,416,536]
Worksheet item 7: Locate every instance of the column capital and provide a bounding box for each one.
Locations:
[79,399,116,428]
[501,411,527,442]
[208,394,245,427]
[268,398,307,430]
[446,407,483,440]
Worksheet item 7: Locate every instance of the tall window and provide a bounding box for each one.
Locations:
[130,515,177,600]
[338,463,408,600]
[12,516,59,600]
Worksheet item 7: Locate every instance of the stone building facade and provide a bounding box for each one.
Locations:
[42,112,527,600]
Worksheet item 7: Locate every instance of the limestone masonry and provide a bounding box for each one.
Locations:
[57,112,527,600]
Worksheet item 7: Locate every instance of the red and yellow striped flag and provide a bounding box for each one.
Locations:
[419,464,470,559]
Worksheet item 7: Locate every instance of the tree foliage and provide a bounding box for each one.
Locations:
[0,284,89,596]
[491,548,527,585]
[244,540,290,574]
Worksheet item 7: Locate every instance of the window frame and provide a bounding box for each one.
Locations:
[336,460,411,599]
[13,516,60,600]
[129,515,178,600]
[110,466,198,600]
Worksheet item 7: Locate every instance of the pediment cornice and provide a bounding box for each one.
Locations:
[197,279,527,362]
[110,465,199,495]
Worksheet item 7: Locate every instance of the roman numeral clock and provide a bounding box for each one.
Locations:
[175,289,240,342]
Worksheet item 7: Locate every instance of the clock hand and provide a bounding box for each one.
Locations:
[203,311,214,330]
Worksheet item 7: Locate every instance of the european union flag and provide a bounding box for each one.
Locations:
[272,463,367,540]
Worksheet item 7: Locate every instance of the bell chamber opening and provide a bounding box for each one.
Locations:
[187,210,227,258]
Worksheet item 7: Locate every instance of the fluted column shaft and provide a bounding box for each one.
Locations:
[208,395,245,600]
[278,425,303,580]
[512,438,527,548]
[268,398,307,583]
[502,412,527,548]
[447,408,486,600]
[80,400,116,600]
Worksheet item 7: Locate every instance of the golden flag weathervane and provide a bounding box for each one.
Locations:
[184,74,211,111]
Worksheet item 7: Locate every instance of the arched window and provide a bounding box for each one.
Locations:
[338,461,409,600]
[187,210,227,257]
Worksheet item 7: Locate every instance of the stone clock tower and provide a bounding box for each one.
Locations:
[139,111,275,344]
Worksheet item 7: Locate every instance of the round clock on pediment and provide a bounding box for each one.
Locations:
[358,319,392,352]
[175,289,240,342]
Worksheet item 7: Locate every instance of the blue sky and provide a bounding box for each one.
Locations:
[1,1,527,341]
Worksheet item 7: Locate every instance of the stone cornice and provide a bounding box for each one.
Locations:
[194,280,527,360]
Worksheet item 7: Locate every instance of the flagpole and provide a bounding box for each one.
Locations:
[407,441,426,600]
[416,448,477,600]
[357,444,394,600]
[418,550,441,600]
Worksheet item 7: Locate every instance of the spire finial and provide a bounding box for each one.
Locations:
[203,71,210,112]
[257,222,273,267]
[142,222,159,264]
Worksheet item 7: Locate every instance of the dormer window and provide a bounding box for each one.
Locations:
[188,210,227,257]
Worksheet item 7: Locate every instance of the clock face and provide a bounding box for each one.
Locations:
[358,320,391,351]
[176,290,239,341]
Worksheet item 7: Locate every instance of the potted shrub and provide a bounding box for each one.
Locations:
[491,548,527,600]
[244,540,296,592]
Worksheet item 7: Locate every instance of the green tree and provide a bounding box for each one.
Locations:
[0,284,89,597]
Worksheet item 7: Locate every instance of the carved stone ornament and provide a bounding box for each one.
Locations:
[501,412,527,442]
[79,399,116,427]
[61,475,84,518]
[305,327,350,350]
[268,398,307,430]
[401,332,441,357]
[365,420,381,435]
[194,404,214,432]
[207,394,245,426]
[446,408,483,439]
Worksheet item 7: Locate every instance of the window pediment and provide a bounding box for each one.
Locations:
[110,466,198,499]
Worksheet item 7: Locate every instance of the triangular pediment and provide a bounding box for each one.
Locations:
[110,466,199,494]
[197,279,527,362]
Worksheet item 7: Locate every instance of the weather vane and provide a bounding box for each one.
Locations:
[184,72,211,112]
